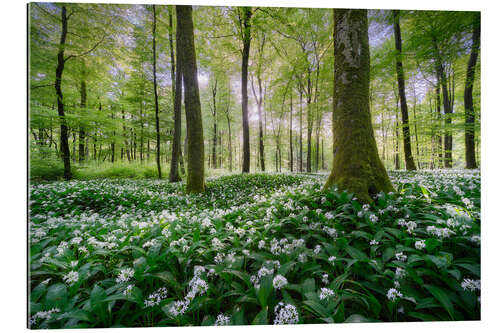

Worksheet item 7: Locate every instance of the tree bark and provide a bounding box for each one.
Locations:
[55,5,72,180]
[176,5,205,193]
[464,15,480,169]
[169,6,183,182]
[289,92,293,172]
[152,4,162,178]
[299,87,303,172]
[78,76,86,164]
[392,10,416,170]
[211,77,218,169]
[433,38,453,168]
[240,7,252,173]
[324,9,394,202]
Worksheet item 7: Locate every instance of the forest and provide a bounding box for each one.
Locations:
[28,3,481,328]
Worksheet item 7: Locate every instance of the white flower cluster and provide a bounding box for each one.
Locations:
[273,302,299,325]
[415,240,426,250]
[325,211,334,220]
[319,287,335,300]
[461,278,481,292]
[270,238,305,255]
[322,226,338,238]
[171,237,189,253]
[123,284,134,296]
[426,226,455,239]
[398,219,417,234]
[62,270,79,285]
[273,275,288,290]
[29,308,61,326]
[387,288,403,301]
[144,287,168,307]
[142,238,160,249]
[470,235,480,244]
[168,268,209,317]
[116,268,135,284]
[395,252,407,262]
[211,237,224,250]
[214,313,231,326]
[395,267,406,279]
[370,239,379,246]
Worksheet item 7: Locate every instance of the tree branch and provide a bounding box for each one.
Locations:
[64,34,106,62]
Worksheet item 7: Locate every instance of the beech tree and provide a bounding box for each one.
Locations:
[392,10,416,170]
[176,5,205,193]
[464,13,480,169]
[324,9,394,202]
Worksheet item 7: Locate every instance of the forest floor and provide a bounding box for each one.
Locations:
[28,170,480,327]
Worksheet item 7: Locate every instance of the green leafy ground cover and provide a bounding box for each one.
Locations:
[28,170,480,328]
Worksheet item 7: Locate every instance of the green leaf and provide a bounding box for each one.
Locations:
[303,300,330,318]
[383,247,395,263]
[257,275,273,307]
[424,284,455,320]
[45,283,68,308]
[344,314,376,323]
[345,246,369,261]
[252,307,268,325]
[407,311,438,321]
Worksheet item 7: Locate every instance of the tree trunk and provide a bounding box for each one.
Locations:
[393,10,416,171]
[55,5,71,180]
[433,38,453,168]
[241,7,252,173]
[78,77,86,164]
[177,5,205,193]
[211,78,218,169]
[289,92,293,172]
[464,16,480,169]
[169,6,183,182]
[152,4,162,178]
[299,88,303,172]
[227,114,233,172]
[324,9,394,202]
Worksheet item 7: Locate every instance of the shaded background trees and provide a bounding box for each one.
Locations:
[29,4,481,183]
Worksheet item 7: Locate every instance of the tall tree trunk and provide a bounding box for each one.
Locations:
[289,92,293,172]
[152,4,162,178]
[464,15,480,169]
[410,82,421,168]
[241,7,252,173]
[299,88,303,172]
[324,9,393,202]
[433,38,453,168]
[226,114,233,172]
[55,5,71,180]
[177,5,205,193]
[395,107,400,170]
[435,75,443,168]
[211,78,218,169]
[78,76,86,164]
[392,10,416,170]
[306,74,312,173]
[169,6,183,182]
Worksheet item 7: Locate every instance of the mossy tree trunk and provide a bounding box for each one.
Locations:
[324,9,394,203]
[392,10,416,171]
[169,5,183,182]
[464,14,480,169]
[176,5,205,193]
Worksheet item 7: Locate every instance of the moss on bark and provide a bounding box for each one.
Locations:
[323,9,394,203]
